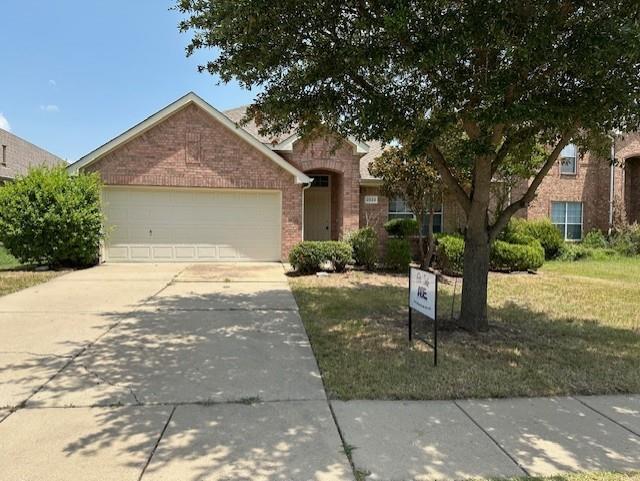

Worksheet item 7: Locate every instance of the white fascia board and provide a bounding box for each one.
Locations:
[272,133,369,155]
[67,92,311,184]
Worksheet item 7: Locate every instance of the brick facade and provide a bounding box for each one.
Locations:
[79,94,640,261]
[83,104,303,259]
[279,137,362,239]
[0,129,63,182]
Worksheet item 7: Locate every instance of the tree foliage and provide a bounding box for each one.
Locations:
[369,146,441,266]
[178,0,640,330]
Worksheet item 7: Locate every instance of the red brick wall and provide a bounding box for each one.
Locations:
[359,185,389,245]
[280,137,361,238]
[526,151,618,234]
[83,103,302,259]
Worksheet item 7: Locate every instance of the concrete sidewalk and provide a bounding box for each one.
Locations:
[332,395,640,480]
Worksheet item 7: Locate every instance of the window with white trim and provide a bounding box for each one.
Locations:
[388,197,443,233]
[559,143,577,175]
[551,201,583,240]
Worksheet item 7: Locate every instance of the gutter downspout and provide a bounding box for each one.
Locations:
[608,137,616,234]
[301,181,313,241]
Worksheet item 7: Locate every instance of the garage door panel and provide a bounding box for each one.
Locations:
[102,188,281,262]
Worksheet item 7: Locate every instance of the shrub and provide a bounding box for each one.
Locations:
[557,244,618,262]
[288,241,353,274]
[609,223,640,256]
[384,238,412,272]
[384,218,419,238]
[490,239,544,272]
[505,218,564,259]
[435,234,464,276]
[345,227,378,270]
[436,232,544,274]
[582,229,608,249]
[0,167,103,267]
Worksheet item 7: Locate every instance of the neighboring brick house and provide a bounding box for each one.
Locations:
[0,128,63,183]
[67,92,638,263]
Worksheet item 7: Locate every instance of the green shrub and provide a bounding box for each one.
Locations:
[435,234,465,276]
[288,241,353,274]
[384,218,419,238]
[582,229,608,249]
[490,239,545,272]
[609,223,640,256]
[436,232,544,274]
[505,218,564,259]
[0,167,103,267]
[345,227,378,270]
[557,244,618,261]
[384,238,412,272]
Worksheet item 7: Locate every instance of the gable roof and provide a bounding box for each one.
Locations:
[222,105,385,183]
[67,92,311,184]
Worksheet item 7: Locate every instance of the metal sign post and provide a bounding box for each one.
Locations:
[408,267,439,366]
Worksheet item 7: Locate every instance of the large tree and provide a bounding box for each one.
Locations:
[177,0,640,331]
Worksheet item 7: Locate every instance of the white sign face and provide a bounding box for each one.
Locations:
[409,268,437,320]
[364,195,378,205]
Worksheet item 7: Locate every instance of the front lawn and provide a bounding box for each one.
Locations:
[0,246,62,297]
[290,258,640,400]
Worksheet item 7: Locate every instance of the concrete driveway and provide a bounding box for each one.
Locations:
[0,263,352,481]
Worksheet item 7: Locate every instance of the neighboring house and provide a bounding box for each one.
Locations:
[0,128,64,183]
[67,92,639,262]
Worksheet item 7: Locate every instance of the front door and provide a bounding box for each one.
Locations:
[304,176,331,240]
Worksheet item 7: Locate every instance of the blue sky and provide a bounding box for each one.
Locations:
[0,1,258,161]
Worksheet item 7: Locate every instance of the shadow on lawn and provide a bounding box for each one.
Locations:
[0,284,348,481]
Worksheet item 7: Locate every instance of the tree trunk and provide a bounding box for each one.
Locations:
[424,205,436,268]
[416,211,426,268]
[459,219,490,332]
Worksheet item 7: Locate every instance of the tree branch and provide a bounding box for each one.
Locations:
[427,144,472,215]
[488,130,576,240]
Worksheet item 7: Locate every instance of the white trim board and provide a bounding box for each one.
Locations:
[67,92,311,184]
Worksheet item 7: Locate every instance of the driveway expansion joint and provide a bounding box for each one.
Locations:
[137,405,177,481]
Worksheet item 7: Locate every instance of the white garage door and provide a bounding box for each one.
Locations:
[102,187,282,262]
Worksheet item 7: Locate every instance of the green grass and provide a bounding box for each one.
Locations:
[0,245,63,297]
[494,473,639,481]
[290,258,640,400]
[0,245,20,270]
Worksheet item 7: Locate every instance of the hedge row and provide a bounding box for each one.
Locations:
[435,233,544,276]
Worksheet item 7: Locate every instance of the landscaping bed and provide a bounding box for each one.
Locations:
[290,258,640,400]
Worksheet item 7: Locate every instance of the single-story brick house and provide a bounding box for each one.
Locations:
[67,92,639,262]
[0,128,64,183]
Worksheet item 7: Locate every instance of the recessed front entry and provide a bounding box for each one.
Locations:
[102,187,282,262]
[304,175,332,240]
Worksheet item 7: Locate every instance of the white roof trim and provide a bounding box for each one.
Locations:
[272,133,370,155]
[67,92,311,184]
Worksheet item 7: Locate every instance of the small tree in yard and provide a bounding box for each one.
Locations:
[178,1,640,331]
[0,166,104,267]
[369,147,441,268]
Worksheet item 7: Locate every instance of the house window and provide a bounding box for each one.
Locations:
[1,145,6,166]
[310,175,329,187]
[388,197,443,234]
[560,143,577,175]
[551,201,583,240]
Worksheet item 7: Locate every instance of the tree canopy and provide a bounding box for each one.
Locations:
[178,0,640,330]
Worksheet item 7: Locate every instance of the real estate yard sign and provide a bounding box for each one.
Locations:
[409,267,438,366]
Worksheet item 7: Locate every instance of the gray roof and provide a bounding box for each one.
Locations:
[0,128,64,180]
[223,106,385,181]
